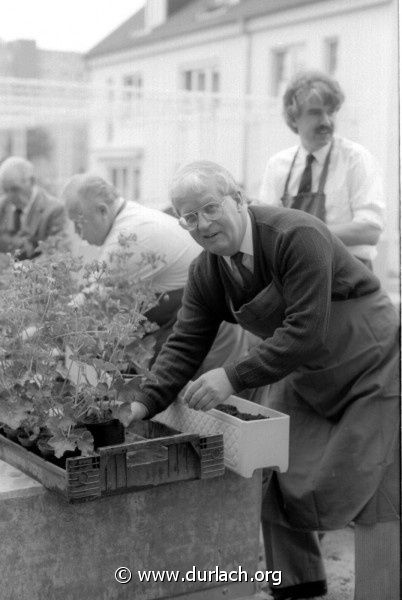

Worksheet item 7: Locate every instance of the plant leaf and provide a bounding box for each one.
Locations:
[95,382,109,396]
[91,358,118,372]
[48,435,76,458]
[46,415,75,432]
[74,429,94,457]
[0,400,32,429]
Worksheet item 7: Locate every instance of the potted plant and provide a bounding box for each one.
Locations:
[0,232,160,464]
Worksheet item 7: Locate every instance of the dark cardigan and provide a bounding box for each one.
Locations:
[138,205,380,418]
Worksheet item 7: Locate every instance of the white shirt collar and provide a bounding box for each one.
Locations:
[238,209,253,256]
[300,139,333,166]
[223,209,253,265]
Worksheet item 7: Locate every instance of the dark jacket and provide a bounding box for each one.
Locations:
[0,186,66,257]
[138,205,380,418]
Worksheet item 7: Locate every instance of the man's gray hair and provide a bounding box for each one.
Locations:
[62,173,119,209]
[170,160,241,204]
[0,156,34,182]
[283,70,345,133]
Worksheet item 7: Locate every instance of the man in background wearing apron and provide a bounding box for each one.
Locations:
[258,70,384,271]
[122,161,399,600]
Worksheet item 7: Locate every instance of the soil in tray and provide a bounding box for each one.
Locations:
[215,404,269,421]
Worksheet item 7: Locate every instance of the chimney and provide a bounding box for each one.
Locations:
[8,40,40,78]
[144,0,168,31]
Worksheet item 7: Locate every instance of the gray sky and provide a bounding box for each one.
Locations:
[2,0,146,53]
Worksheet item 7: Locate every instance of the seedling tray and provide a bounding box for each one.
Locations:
[0,421,224,503]
[154,395,289,478]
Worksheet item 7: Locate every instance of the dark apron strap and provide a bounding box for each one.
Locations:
[282,151,298,197]
[317,143,333,194]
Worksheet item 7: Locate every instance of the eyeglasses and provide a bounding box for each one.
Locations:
[178,198,225,231]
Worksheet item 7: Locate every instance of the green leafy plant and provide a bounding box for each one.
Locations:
[0,232,161,459]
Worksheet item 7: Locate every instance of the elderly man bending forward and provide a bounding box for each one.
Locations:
[62,173,250,373]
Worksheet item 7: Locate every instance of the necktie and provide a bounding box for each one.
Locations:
[13,208,23,233]
[297,153,315,195]
[230,252,254,289]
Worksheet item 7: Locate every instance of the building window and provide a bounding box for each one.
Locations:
[212,70,220,93]
[106,77,115,102]
[183,70,193,91]
[106,121,114,143]
[324,37,338,76]
[121,73,143,120]
[107,163,142,202]
[133,167,141,201]
[105,77,115,142]
[271,44,306,97]
[122,73,143,100]
[180,65,220,93]
[110,167,128,197]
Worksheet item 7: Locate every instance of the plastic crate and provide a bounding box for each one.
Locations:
[0,420,224,503]
[154,395,289,478]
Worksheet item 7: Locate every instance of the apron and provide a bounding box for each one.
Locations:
[230,278,400,531]
[281,145,333,222]
[281,146,375,271]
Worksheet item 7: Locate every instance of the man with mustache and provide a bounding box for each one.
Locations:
[259,71,384,271]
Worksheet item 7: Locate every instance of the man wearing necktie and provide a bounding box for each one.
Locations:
[120,161,399,600]
[259,70,384,271]
[0,156,66,258]
[230,251,254,289]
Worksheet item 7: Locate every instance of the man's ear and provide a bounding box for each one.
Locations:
[234,190,244,207]
[98,203,109,217]
[288,115,297,132]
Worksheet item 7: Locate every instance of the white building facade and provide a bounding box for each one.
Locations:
[0,40,88,192]
[85,0,399,290]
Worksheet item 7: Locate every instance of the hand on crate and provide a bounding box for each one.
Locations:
[183,368,234,411]
[119,401,149,427]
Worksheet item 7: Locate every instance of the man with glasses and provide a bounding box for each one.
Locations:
[123,161,399,600]
[0,156,66,258]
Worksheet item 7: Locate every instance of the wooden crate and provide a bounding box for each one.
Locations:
[0,421,224,503]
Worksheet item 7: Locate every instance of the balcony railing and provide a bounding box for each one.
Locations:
[0,76,93,126]
[0,76,279,127]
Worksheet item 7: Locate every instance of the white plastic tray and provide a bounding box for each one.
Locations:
[154,395,289,478]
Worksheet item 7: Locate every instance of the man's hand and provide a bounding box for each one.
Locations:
[183,368,234,411]
[118,401,149,428]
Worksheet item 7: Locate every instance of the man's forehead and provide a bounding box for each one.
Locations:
[301,91,323,106]
[175,179,220,202]
[297,85,335,110]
